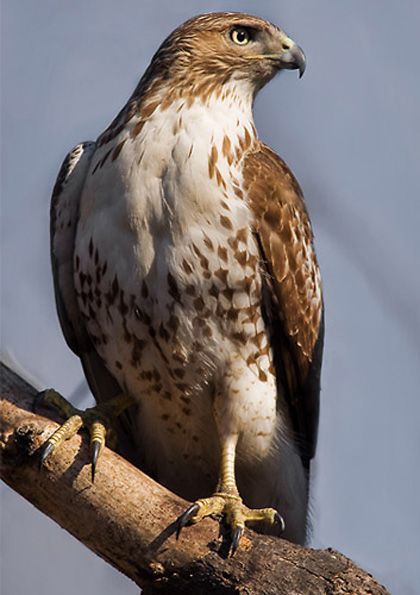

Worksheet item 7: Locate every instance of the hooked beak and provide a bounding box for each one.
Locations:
[272,44,306,78]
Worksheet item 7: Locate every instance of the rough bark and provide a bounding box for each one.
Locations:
[0,362,389,594]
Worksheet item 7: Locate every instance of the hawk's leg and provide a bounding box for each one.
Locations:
[35,389,134,480]
[175,437,284,555]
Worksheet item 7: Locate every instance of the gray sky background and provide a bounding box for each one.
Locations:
[2,1,420,594]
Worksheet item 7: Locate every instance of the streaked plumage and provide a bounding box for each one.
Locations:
[51,12,323,545]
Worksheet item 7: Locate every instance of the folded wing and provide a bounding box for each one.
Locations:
[243,145,324,465]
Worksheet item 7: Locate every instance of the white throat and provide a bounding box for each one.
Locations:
[127,79,257,210]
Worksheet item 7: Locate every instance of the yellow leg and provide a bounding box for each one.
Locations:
[35,389,134,480]
[217,439,239,495]
[175,437,284,555]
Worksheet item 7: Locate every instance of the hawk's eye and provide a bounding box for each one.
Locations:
[230,27,251,46]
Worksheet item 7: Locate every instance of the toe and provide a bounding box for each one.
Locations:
[37,414,83,468]
[33,390,48,414]
[34,389,78,418]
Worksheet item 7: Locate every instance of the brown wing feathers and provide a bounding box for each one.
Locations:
[244,145,324,463]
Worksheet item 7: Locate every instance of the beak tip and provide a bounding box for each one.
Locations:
[296,45,306,79]
[276,43,306,78]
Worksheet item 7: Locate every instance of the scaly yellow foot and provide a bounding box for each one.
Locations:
[175,438,284,555]
[176,492,283,555]
[34,389,133,480]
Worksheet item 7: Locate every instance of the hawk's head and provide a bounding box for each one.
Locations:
[143,12,305,98]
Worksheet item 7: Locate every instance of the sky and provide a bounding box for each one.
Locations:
[1,1,420,594]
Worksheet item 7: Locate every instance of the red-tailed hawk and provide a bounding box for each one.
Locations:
[44,12,323,552]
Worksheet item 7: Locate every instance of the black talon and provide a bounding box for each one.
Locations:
[230,526,244,556]
[274,511,286,533]
[175,503,200,540]
[38,441,54,469]
[91,441,101,482]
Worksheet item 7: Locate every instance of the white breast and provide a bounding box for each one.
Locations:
[74,84,280,485]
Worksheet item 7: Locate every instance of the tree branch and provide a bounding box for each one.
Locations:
[0,362,389,594]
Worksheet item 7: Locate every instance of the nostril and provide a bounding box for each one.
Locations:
[282,43,291,51]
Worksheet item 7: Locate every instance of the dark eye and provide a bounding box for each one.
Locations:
[230,27,251,46]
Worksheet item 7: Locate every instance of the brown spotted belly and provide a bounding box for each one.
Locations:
[74,222,278,492]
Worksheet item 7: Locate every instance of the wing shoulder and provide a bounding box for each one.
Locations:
[243,144,324,461]
[50,141,96,354]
